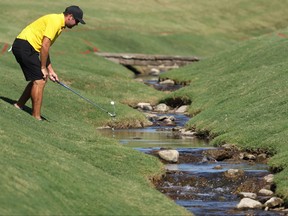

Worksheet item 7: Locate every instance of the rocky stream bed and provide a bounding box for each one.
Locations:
[100,72,288,215]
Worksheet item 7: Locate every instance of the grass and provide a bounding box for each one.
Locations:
[2,0,288,214]
[0,45,190,215]
[160,31,288,200]
[2,0,288,57]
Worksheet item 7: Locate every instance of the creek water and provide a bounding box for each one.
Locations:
[99,112,284,216]
[98,74,284,216]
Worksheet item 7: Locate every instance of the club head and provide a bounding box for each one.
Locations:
[109,113,116,118]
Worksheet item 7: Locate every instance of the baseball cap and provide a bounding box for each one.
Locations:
[64,5,86,24]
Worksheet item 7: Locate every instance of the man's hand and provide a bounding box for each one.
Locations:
[41,67,49,79]
[47,65,59,82]
[49,71,59,82]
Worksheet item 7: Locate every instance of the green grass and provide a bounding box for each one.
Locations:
[2,0,288,57]
[0,46,189,215]
[2,0,288,214]
[160,31,288,199]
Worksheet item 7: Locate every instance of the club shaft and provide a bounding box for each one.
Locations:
[56,81,115,117]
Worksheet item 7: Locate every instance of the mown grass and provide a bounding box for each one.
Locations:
[2,0,288,214]
[2,0,288,57]
[160,31,288,200]
[0,45,190,215]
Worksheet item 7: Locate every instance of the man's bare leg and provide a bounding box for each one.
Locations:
[14,81,33,109]
[31,79,46,120]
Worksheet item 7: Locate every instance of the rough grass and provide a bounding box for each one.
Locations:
[160,30,288,200]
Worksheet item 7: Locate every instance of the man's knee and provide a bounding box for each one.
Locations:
[33,79,47,87]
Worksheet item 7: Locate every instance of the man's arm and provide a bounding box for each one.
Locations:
[40,36,58,81]
[40,36,51,79]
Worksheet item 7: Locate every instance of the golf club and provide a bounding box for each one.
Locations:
[56,80,116,117]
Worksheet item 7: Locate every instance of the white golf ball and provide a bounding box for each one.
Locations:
[111,101,115,105]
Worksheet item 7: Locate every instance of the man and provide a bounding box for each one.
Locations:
[12,5,85,120]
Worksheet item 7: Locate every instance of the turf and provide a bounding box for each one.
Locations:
[160,31,288,200]
[2,0,288,214]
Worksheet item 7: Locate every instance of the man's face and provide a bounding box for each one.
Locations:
[66,14,79,29]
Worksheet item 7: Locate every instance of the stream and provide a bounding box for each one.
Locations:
[99,74,285,216]
[99,112,286,216]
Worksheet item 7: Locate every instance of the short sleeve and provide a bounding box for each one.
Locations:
[44,19,60,41]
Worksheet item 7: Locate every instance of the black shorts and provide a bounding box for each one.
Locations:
[12,38,50,81]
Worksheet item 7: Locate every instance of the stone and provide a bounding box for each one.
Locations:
[180,129,196,136]
[224,169,245,178]
[159,79,175,85]
[149,68,160,76]
[240,152,256,160]
[264,174,274,183]
[137,102,153,111]
[264,197,284,208]
[154,103,170,112]
[236,198,263,209]
[238,192,257,199]
[213,165,223,170]
[158,150,179,163]
[259,188,273,196]
[144,113,158,121]
[206,149,233,161]
[157,115,170,121]
[175,105,188,113]
[257,153,267,161]
[163,118,175,126]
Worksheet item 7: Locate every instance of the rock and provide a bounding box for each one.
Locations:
[175,105,188,113]
[144,113,158,121]
[155,103,170,112]
[224,169,245,178]
[264,197,284,208]
[137,102,153,111]
[221,144,239,151]
[157,115,170,121]
[158,150,179,163]
[237,198,263,209]
[159,79,175,85]
[206,149,233,161]
[134,78,144,82]
[180,129,196,137]
[264,174,274,183]
[259,188,273,196]
[238,192,257,199]
[240,152,256,160]
[257,153,267,161]
[213,165,223,170]
[149,68,160,76]
[163,118,175,126]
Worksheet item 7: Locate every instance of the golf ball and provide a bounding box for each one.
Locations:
[111,101,115,105]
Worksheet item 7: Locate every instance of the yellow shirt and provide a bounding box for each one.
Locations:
[17,14,65,52]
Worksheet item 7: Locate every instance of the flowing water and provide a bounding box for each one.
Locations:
[98,74,285,215]
[99,112,284,216]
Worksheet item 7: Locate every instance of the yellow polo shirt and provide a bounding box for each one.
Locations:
[17,13,65,52]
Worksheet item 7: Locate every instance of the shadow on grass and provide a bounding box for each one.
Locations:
[1,96,32,114]
[0,96,48,121]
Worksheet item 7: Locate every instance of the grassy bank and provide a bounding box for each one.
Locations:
[2,0,288,57]
[161,30,288,200]
[2,0,288,214]
[0,44,190,215]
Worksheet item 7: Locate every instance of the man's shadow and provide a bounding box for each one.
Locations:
[1,96,33,114]
[1,96,48,121]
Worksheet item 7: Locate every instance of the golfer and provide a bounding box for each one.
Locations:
[12,5,85,120]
